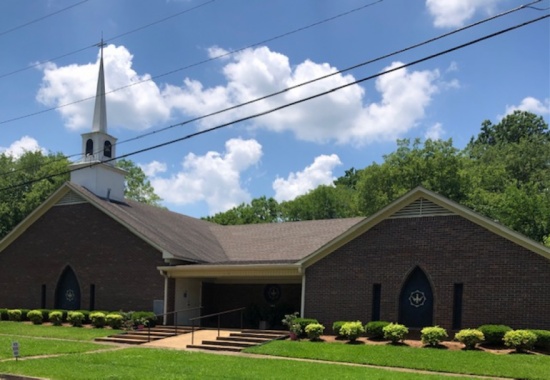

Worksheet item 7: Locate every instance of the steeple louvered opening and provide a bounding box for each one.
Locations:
[390,197,453,218]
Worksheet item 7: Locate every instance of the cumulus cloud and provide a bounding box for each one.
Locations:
[0,136,46,158]
[166,46,442,145]
[272,154,342,202]
[140,161,167,177]
[501,97,550,118]
[426,0,499,28]
[36,44,170,131]
[425,123,445,140]
[149,138,262,214]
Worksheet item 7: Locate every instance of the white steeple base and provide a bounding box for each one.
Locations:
[70,161,126,202]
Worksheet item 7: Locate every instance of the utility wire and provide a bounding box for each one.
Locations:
[0,0,217,80]
[0,0,384,124]
[0,14,547,193]
[0,0,89,38]
[0,0,539,179]
[0,0,542,179]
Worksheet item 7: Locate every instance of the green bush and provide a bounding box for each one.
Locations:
[67,311,85,327]
[332,321,353,337]
[132,311,157,327]
[19,309,30,321]
[76,310,91,324]
[106,314,124,329]
[529,329,550,351]
[0,309,8,321]
[48,311,64,326]
[294,318,318,337]
[305,323,325,341]
[421,326,448,347]
[27,310,44,325]
[340,321,365,342]
[281,312,299,329]
[454,329,484,350]
[383,323,409,344]
[90,312,106,328]
[478,324,512,346]
[365,321,390,339]
[503,330,537,352]
[37,309,51,322]
[8,309,22,321]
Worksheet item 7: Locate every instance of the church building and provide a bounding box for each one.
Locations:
[0,47,548,332]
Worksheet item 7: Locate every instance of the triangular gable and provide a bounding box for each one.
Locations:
[299,186,550,268]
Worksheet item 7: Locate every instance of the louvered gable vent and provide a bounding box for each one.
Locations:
[390,197,453,218]
[55,191,86,206]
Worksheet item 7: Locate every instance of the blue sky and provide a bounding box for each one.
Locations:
[1,0,548,218]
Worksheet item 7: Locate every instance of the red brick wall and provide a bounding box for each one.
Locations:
[305,216,550,331]
[0,203,165,312]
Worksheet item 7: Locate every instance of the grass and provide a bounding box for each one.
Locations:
[246,340,550,380]
[0,322,547,379]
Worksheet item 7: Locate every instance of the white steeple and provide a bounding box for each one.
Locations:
[70,41,126,202]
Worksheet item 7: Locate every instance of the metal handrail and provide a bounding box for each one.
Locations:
[189,307,246,344]
[146,306,203,342]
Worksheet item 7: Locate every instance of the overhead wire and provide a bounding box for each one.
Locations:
[0,0,385,125]
[0,13,547,193]
[0,0,89,38]
[0,0,543,179]
[0,0,540,179]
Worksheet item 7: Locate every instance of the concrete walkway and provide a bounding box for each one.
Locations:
[142,329,232,349]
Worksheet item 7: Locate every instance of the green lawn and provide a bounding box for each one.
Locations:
[246,340,550,380]
[0,322,548,379]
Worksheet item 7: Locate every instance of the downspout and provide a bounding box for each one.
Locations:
[160,270,169,326]
[300,269,306,317]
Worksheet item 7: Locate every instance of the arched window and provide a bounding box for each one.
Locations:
[85,139,93,156]
[104,141,112,158]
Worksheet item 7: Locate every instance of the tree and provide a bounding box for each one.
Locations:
[0,151,70,239]
[204,196,280,225]
[116,159,163,206]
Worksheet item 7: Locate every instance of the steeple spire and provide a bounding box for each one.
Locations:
[91,39,107,133]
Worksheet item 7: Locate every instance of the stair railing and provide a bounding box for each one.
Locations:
[188,307,246,345]
[148,306,203,342]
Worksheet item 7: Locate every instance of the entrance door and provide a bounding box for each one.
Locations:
[398,267,433,328]
[55,266,81,310]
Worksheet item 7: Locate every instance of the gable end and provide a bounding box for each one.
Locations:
[390,197,453,218]
[55,190,87,206]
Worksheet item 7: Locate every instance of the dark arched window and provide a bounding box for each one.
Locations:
[104,141,112,158]
[85,139,93,156]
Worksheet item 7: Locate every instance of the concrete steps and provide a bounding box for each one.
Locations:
[95,326,194,345]
[187,329,288,352]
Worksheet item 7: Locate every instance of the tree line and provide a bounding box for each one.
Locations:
[204,111,549,245]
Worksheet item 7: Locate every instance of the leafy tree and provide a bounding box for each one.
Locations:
[0,151,70,239]
[204,196,280,225]
[116,159,163,206]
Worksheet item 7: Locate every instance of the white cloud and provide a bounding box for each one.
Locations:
[166,46,442,145]
[36,44,170,131]
[426,0,499,28]
[501,97,550,118]
[0,136,46,158]
[149,138,262,214]
[425,123,445,140]
[273,154,342,202]
[139,161,167,177]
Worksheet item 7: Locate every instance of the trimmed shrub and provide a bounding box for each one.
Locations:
[365,321,390,339]
[455,329,484,350]
[8,309,22,322]
[0,309,8,321]
[132,311,157,328]
[76,310,91,324]
[37,309,50,322]
[421,326,448,347]
[383,323,409,344]
[90,312,106,328]
[48,311,64,326]
[332,321,353,338]
[340,321,365,342]
[504,330,537,353]
[19,309,30,321]
[529,329,550,351]
[305,323,325,341]
[27,310,44,325]
[478,324,512,346]
[67,311,85,327]
[294,318,318,337]
[106,314,124,329]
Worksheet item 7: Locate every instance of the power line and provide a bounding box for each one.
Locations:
[0,0,543,179]
[0,0,89,38]
[0,0,384,125]
[0,0,217,80]
[1,13,547,193]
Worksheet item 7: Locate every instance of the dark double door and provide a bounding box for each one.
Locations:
[55,266,81,310]
[398,267,433,328]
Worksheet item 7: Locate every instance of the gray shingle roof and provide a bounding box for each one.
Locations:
[68,183,365,265]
